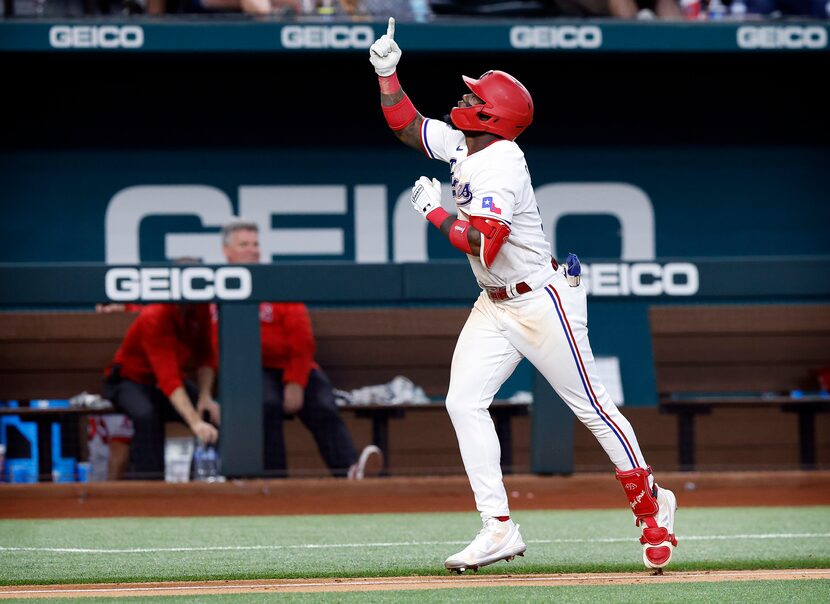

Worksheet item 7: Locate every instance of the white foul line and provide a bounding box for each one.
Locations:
[1,569,829,596]
[0,533,828,554]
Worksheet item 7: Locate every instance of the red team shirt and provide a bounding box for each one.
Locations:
[110,304,215,397]
[211,303,317,388]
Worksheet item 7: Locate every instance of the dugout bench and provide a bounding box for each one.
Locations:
[650,304,830,470]
[338,401,527,476]
[0,308,529,479]
[303,307,529,476]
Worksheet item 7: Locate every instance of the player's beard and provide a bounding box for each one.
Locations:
[443,114,457,129]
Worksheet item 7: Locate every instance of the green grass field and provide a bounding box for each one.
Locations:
[4,581,830,604]
[1,506,828,601]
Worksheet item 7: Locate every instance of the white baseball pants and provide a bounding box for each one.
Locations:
[446,267,648,519]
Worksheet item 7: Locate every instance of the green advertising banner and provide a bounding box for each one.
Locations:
[0,19,828,53]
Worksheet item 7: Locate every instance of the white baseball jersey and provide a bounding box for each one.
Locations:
[420,118,553,288]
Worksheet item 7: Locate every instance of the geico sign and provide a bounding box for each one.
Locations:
[49,25,144,49]
[510,26,602,49]
[105,183,659,270]
[582,262,699,297]
[281,25,374,49]
[737,26,827,49]
[105,267,252,302]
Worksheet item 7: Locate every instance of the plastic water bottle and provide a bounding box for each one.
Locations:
[193,443,207,481]
[193,443,220,482]
[204,445,220,482]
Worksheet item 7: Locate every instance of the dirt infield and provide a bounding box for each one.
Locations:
[1,570,828,598]
[2,471,829,519]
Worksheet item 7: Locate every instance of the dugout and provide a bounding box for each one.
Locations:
[1,16,829,478]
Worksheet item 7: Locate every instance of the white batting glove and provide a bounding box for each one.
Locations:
[369,17,401,77]
[410,176,442,220]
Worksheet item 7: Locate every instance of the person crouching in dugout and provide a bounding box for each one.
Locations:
[103,302,220,479]
[370,17,678,573]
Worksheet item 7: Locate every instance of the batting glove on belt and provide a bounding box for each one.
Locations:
[565,252,581,287]
[411,176,442,219]
[369,17,401,77]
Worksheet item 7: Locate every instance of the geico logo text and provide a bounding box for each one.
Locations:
[281,25,374,49]
[105,183,675,297]
[49,25,144,49]
[510,26,602,49]
[581,263,699,297]
[105,267,252,301]
[737,26,827,49]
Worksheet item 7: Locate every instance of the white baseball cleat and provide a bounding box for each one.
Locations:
[640,486,678,570]
[445,517,526,573]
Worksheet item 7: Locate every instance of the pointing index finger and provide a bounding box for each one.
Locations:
[387,17,395,40]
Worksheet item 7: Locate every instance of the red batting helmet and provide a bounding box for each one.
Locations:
[450,70,534,141]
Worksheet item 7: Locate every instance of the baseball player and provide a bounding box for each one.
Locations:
[370,18,677,573]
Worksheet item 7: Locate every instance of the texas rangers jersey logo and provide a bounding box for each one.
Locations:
[449,158,472,206]
[453,180,472,205]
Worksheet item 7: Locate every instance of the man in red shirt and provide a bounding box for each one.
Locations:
[104,303,220,478]
[217,220,363,477]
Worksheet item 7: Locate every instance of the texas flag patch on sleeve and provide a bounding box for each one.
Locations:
[482,196,502,215]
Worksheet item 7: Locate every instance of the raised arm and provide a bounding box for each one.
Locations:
[370,17,425,152]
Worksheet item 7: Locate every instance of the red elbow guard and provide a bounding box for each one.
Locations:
[470,216,510,268]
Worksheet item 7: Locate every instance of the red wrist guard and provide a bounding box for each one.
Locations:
[382,95,417,131]
[378,72,401,95]
[426,207,450,229]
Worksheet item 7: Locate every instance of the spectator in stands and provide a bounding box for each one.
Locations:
[143,0,360,16]
[103,302,220,479]
[609,0,682,17]
[217,219,380,479]
[738,0,829,17]
[430,0,682,17]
